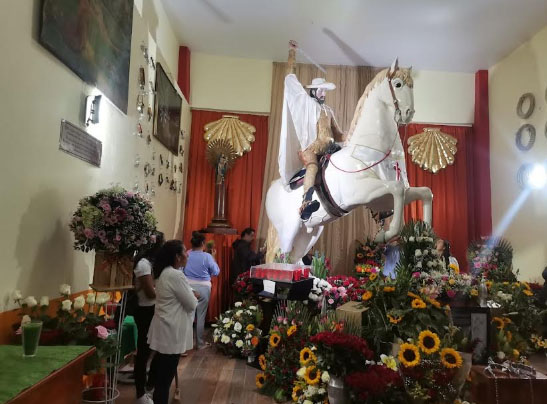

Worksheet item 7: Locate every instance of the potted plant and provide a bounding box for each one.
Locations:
[69,186,157,289]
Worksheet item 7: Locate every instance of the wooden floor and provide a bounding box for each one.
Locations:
[117,347,276,404]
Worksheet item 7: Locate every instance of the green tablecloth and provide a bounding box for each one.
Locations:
[0,345,92,403]
[121,315,138,358]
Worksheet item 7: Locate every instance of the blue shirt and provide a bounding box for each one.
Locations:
[183,251,220,281]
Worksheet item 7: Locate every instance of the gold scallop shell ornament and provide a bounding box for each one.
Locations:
[407,128,458,173]
[203,115,256,157]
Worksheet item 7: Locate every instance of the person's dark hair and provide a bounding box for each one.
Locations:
[134,231,165,268]
[153,240,183,279]
[190,231,206,248]
[441,239,451,267]
[241,227,255,238]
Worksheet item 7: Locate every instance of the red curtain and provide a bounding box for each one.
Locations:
[402,124,473,272]
[183,110,268,320]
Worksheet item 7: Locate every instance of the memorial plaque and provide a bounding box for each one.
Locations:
[59,120,102,167]
[451,306,490,364]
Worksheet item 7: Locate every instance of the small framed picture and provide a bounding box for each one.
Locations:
[450,306,490,364]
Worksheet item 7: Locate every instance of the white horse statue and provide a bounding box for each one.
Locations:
[265,59,433,263]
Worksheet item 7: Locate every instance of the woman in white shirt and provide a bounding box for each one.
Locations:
[436,238,460,272]
[133,232,164,404]
[148,240,198,404]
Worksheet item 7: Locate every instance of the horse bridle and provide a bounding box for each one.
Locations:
[386,65,402,123]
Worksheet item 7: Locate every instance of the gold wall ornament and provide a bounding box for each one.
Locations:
[203,115,256,156]
[205,139,238,174]
[407,128,458,173]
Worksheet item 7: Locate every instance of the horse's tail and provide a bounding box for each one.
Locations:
[265,221,279,263]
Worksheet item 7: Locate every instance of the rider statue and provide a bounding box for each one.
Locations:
[279,40,346,221]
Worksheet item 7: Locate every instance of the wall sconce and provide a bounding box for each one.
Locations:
[85,95,102,126]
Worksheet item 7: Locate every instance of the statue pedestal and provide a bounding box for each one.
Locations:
[204,181,237,234]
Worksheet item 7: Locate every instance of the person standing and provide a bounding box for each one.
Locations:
[436,238,459,272]
[148,240,198,404]
[133,232,164,404]
[183,231,220,349]
[231,228,263,285]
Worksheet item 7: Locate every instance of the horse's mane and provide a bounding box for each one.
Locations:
[346,68,413,143]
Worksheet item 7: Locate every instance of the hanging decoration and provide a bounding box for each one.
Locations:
[407,127,458,173]
[516,92,535,119]
[515,124,535,151]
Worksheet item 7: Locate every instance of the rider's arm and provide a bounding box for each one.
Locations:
[330,112,347,143]
[287,40,297,75]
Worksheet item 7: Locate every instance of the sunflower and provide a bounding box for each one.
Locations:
[246,324,255,332]
[251,336,259,346]
[513,282,521,288]
[269,333,281,348]
[299,347,316,365]
[449,263,460,274]
[492,317,505,330]
[503,282,509,285]
[427,297,441,309]
[356,253,364,259]
[258,354,267,370]
[369,273,378,281]
[387,314,403,324]
[407,291,421,299]
[287,325,297,336]
[506,331,512,342]
[418,330,441,354]
[255,372,266,388]
[398,343,420,367]
[448,279,456,285]
[362,290,373,301]
[523,289,533,296]
[440,348,463,369]
[470,288,479,297]
[292,385,302,402]
[513,349,520,358]
[502,317,512,325]
[411,298,426,309]
[486,281,493,289]
[304,366,321,385]
[384,286,395,293]
[523,282,531,290]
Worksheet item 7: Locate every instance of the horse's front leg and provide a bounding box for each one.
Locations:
[404,187,433,225]
[375,181,405,242]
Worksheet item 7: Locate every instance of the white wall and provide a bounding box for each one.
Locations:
[0,0,190,310]
[489,25,547,281]
[190,52,474,124]
[191,52,273,113]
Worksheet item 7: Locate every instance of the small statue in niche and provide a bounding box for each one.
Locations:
[215,154,228,185]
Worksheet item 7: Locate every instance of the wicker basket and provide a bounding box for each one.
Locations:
[91,252,134,291]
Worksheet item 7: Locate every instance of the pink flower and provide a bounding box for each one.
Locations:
[277,316,283,323]
[96,325,109,340]
[328,298,334,304]
[115,234,121,242]
[150,234,157,243]
[84,228,94,238]
[412,272,421,278]
[98,230,106,239]
[446,290,457,298]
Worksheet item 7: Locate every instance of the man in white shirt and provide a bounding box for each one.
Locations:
[278,40,346,220]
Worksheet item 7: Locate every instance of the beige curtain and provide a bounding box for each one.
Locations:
[257,62,381,275]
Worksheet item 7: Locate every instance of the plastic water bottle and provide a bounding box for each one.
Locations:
[479,277,488,307]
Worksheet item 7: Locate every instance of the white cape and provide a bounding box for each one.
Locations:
[278,74,322,188]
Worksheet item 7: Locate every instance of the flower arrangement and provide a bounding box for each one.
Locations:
[291,346,329,404]
[345,363,404,404]
[397,220,443,276]
[310,251,330,279]
[258,302,315,401]
[308,277,332,303]
[273,249,292,264]
[411,269,473,301]
[69,186,157,255]
[397,330,468,404]
[232,272,254,300]
[212,301,262,358]
[467,237,514,281]
[354,238,383,277]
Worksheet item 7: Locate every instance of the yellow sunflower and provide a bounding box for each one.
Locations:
[513,349,520,358]
[427,297,441,309]
[269,333,281,348]
[506,331,512,342]
[407,291,421,299]
[384,286,395,293]
[287,325,297,336]
[362,290,373,301]
[448,279,456,285]
[299,347,316,365]
[470,288,479,297]
[523,289,533,296]
[356,253,364,259]
[492,317,505,330]
[502,317,512,325]
[369,273,378,281]
[258,354,267,370]
[304,366,321,385]
[440,348,463,369]
[387,314,403,324]
[418,330,441,354]
[486,281,493,289]
[398,343,420,367]
[513,282,521,288]
[523,282,531,290]
[246,324,255,332]
[292,385,302,402]
[449,263,460,274]
[255,372,266,388]
[411,298,427,309]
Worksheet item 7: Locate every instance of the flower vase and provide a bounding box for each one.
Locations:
[22,320,42,358]
[327,375,347,404]
[247,353,256,364]
[92,251,134,290]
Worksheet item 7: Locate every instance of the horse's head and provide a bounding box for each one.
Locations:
[379,58,415,124]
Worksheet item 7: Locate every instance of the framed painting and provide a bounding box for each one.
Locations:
[451,306,491,364]
[153,63,181,155]
[39,0,134,113]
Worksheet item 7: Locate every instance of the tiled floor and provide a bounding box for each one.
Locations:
[117,347,275,404]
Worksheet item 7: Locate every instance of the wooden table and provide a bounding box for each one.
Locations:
[0,345,95,404]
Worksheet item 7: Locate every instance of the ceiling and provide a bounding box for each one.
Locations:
[160,0,547,72]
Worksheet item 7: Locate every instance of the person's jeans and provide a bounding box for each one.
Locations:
[191,284,211,348]
[133,305,158,398]
[152,353,180,404]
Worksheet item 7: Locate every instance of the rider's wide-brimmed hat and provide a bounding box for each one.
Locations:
[306,78,336,91]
